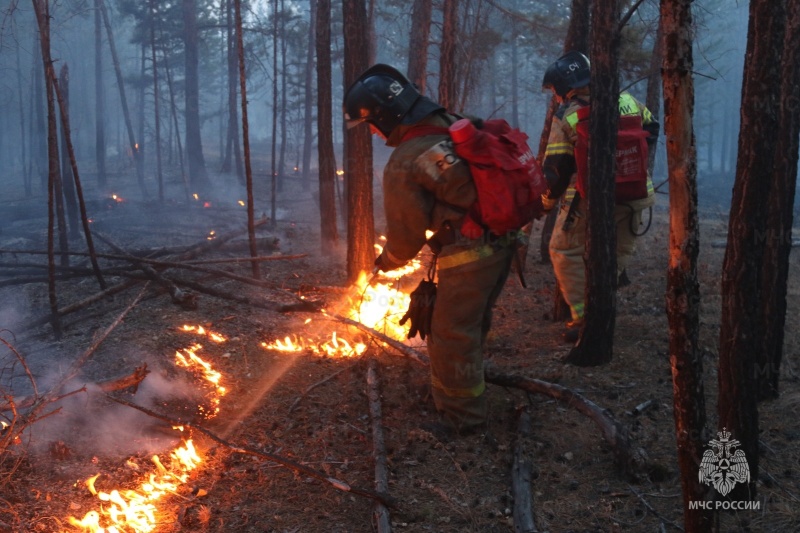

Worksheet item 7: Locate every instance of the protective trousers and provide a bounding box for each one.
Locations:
[549,194,653,321]
[428,241,514,431]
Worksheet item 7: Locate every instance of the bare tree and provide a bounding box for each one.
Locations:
[660,0,711,530]
[719,0,789,499]
[342,0,375,281]
[300,0,317,192]
[222,0,243,182]
[149,0,165,202]
[183,0,211,192]
[235,0,261,279]
[99,0,147,198]
[94,0,107,189]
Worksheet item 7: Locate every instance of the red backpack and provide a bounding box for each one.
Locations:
[573,106,650,203]
[402,118,547,238]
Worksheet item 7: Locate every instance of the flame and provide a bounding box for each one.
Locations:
[68,440,202,533]
[68,329,228,532]
[238,200,245,206]
[207,230,216,241]
[192,193,199,200]
[110,194,124,203]
[262,246,422,358]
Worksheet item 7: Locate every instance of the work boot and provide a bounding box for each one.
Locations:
[562,319,583,344]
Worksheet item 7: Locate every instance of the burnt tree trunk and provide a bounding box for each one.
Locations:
[183,0,210,192]
[660,0,711,530]
[235,0,261,280]
[94,0,107,189]
[31,0,62,336]
[316,0,338,254]
[270,0,279,219]
[222,0,243,182]
[438,0,458,110]
[646,22,663,176]
[757,0,800,400]
[149,0,165,202]
[300,0,317,192]
[342,0,375,281]
[719,0,788,500]
[99,0,147,198]
[564,0,620,367]
[407,0,432,94]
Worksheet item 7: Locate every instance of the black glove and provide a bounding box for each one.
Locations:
[374,251,405,272]
[399,279,437,340]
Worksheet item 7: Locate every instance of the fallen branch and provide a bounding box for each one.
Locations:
[512,406,538,533]
[1,364,150,412]
[328,314,429,366]
[335,319,644,475]
[367,358,392,533]
[94,232,197,310]
[106,395,396,508]
[288,365,354,414]
[27,284,149,420]
[628,485,685,532]
[484,368,647,476]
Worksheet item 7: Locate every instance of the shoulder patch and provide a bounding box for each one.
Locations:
[415,139,461,181]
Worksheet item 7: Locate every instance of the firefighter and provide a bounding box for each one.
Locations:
[540,51,659,343]
[343,64,515,436]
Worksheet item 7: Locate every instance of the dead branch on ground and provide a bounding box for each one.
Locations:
[106,395,396,508]
[288,364,354,414]
[367,358,392,532]
[512,406,538,532]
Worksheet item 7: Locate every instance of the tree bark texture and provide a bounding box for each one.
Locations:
[342,0,375,282]
[565,0,619,366]
[94,0,107,189]
[234,0,261,279]
[99,0,147,198]
[183,0,210,191]
[316,0,339,254]
[437,0,458,110]
[718,0,787,498]
[660,0,711,530]
[407,0,432,95]
[757,0,800,400]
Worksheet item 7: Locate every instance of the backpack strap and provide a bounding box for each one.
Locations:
[399,125,449,144]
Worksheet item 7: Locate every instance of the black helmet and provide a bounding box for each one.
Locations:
[542,51,591,98]
[343,64,442,137]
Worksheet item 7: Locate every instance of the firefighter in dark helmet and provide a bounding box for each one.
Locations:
[343,64,515,436]
[540,51,658,343]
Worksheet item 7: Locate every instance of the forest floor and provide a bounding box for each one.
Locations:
[1,170,799,533]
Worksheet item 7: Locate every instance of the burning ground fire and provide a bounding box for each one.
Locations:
[67,326,227,533]
[66,241,424,532]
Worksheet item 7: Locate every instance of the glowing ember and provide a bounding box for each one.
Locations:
[238,200,245,206]
[110,194,124,203]
[180,324,227,343]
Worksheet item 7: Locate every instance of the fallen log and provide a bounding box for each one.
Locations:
[107,395,397,508]
[511,406,538,533]
[367,358,392,533]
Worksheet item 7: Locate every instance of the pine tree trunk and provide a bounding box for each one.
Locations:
[407,0,432,93]
[235,0,260,279]
[719,0,788,500]
[438,0,458,109]
[300,0,317,192]
[183,0,210,192]
[149,0,165,202]
[316,0,338,254]
[342,0,375,281]
[94,0,107,189]
[660,1,711,530]
[99,0,147,198]
[564,0,619,367]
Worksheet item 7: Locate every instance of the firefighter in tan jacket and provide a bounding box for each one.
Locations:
[541,51,658,343]
[344,64,515,436]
